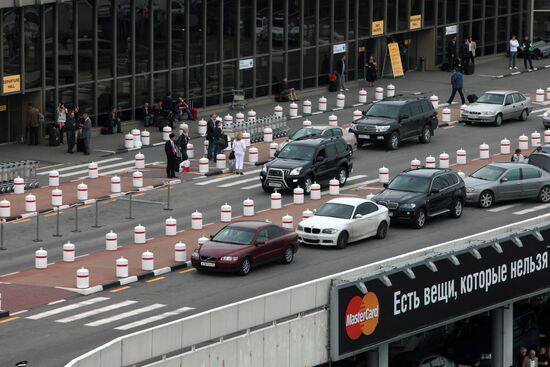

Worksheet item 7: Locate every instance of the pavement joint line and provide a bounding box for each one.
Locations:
[47,299,66,305]
[0,271,20,277]
[75,253,89,259]
[145,276,166,283]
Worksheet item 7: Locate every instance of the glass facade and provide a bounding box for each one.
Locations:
[0,0,533,134]
[534,0,550,42]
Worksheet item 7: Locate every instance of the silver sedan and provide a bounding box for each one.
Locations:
[464,163,550,208]
[461,90,532,126]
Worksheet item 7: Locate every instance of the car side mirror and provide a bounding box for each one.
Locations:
[430,188,440,194]
[209,234,213,239]
[383,182,389,188]
[256,240,266,246]
[355,214,363,219]
[362,111,367,116]
[500,177,509,183]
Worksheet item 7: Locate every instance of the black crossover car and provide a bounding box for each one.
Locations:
[372,168,466,228]
[349,96,439,150]
[260,137,353,194]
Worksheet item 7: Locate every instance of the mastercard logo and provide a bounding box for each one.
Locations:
[345,292,380,340]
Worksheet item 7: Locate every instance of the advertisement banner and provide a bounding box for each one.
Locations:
[388,43,404,78]
[331,228,550,360]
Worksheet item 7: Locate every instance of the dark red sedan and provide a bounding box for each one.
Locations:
[191,221,299,275]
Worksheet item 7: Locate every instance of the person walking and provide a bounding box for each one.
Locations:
[521,35,534,71]
[56,102,68,144]
[232,132,246,175]
[509,35,520,69]
[80,113,92,155]
[335,54,348,91]
[164,133,178,179]
[26,104,40,146]
[206,113,217,161]
[365,56,378,87]
[65,111,76,154]
[447,67,466,105]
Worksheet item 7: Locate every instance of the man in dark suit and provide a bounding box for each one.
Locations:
[335,54,348,92]
[81,113,92,155]
[206,113,217,161]
[164,133,178,178]
[142,102,153,127]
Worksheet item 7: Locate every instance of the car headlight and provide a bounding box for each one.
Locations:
[400,203,416,210]
[220,256,238,262]
[191,250,199,259]
[290,167,302,176]
[322,228,338,234]
[466,187,477,193]
[261,165,267,173]
[375,125,391,132]
[297,225,304,231]
[350,123,357,130]
[481,111,495,116]
[544,111,549,118]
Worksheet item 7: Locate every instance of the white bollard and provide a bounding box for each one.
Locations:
[13,177,25,194]
[106,231,118,251]
[310,183,321,199]
[293,187,304,204]
[269,143,279,158]
[289,102,298,117]
[141,250,154,271]
[51,188,63,207]
[175,243,187,262]
[378,166,389,183]
[480,143,490,159]
[386,84,395,97]
[216,154,226,169]
[220,203,232,222]
[88,162,98,179]
[224,113,234,126]
[25,194,36,212]
[124,133,134,149]
[76,267,89,289]
[49,170,60,187]
[303,119,312,128]
[425,156,436,168]
[191,211,203,229]
[546,87,550,101]
[456,148,467,165]
[77,182,88,201]
[545,130,550,144]
[442,108,451,123]
[303,100,312,114]
[165,216,177,236]
[135,152,145,169]
[186,143,194,159]
[247,109,257,122]
[111,176,121,193]
[430,95,439,109]
[63,242,75,262]
[274,105,283,118]
[329,178,340,195]
[243,198,255,216]
[248,147,258,163]
[271,192,282,209]
[318,96,327,111]
[302,209,314,220]
[500,138,511,154]
[132,171,143,188]
[439,153,450,168]
[410,158,421,169]
[536,88,545,103]
[328,114,338,126]
[132,128,141,145]
[198,119,207,136]
[243,132,251,146]
[518,134,529,150]
[336,93,346,108]
[375,87,384,101]
[141,130,150,146]
[162,126,172,141]
[35,247,47,269]
[531,131,541,147]
[353,109,362,121]
[116,257,128,278]
[134,224,146,244]
[235,112,245,124]
[198,157,209,174]
[359,89,367,103]
[263,128,273,142]
[282,214,294,229]
[203,139,209,155]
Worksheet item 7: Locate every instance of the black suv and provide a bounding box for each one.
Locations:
[260,137,353,194]
[372,168,466,229]
[349,96,438,150]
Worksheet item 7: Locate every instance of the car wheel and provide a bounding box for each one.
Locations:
[302,175,313,194]
[281,246,294,264]
[519,109,528,121]
[386,132,400,150]
[239,257,252,276]
[449,199,464,218]
[375,221,388,239]
[419,125,432,144]
[336,231,349,249]
[412,208,426,229]
[337,166,348,186]
[478,190,494,208]
[494,114,503,127]
[538,186,550,203]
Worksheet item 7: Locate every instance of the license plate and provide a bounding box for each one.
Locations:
[269,182,282,188]
[200,261,215,268]
[359,134,370,139]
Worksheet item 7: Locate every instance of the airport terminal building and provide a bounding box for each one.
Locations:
[0,0,536,143]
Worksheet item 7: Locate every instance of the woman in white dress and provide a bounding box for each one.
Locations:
[232,132,247,175]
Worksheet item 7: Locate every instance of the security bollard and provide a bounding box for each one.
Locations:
[76,267,89,289]
[216,154,226,169]
[106,231,118,251]
[111,176,121,193]
[426,156,436,168]
[294,187,304,204]
[329,178,340,195]
[410,158,421,169]
[378,167,390,183]
[247,110,257,122]
[518,134,529,150]
[63,242,75,262]
[134,224,146,244]
[192,211,203,229]
[336,93,345,108]
[263,128,273,142]
[248,147,258,164]
[430,95,439,109]
[203,139,209,155]
[141,130,150,145]
[500,138,511,154]
[456,149,467,165]
[531,131,541,147]
[329,114,338,126]
[439,153,450,168]
[125,133,134,149]
[359,89,367,103]
[318,97,327,112]
[132,171,143,188]
[387,84,395,97]
[116,257,128,278]
[302,209,314,220]
[186,143,194,159]
[165,216,177,236]
[25,194,36,212]
[303,119,312,128]
[221,203,232,222]
[35,247,48,269]
[162,126,172,141]
[49,170,60,187]
[442,108,451,123]
[480,143,490,159]
[303,100,312,114]
[141,250,154,271]
[51,188,63,207]
[199,157,209,174]
[274,105,283,118]
[375,87,384,100]
[243,198,255,216]
[271,192,282,209]
[175,242,187,262]
[77,182,88,201]
[269,143,279,158]
[235,112,245,124]
[243,132,251,146]
[132,128,141,145]
[135,152,145,169]
[353,110,362,121]
[282,214,294,229]
[545,130,550,144]
[311,183,321,199]
[289,102,298,117]
[13,177,24,194]
[224,113,234,126]
[536,88,545,103]
[88,162,98,179]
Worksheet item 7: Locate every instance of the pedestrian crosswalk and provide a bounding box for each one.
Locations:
[486,202,550,216]
[24,297,194,331]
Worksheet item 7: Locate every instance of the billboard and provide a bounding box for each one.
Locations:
[330,228,550,360]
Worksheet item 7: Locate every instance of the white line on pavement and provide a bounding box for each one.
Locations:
[531,106,550,114]
[219,175,259,188]
[27,297,109,320]
[37,158,122,175]
[84,304,166,327]
[486,204,521,213]
[95,161,162,177]
[196,169,262,186]
[114,307,194,330]
[513,203,550,216]
[241,183,262,190]
[55,300,138,323]
[59,160,135,178]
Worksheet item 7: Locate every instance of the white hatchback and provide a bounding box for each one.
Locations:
[297,197,390,249]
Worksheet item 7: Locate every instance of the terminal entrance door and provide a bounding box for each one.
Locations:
[0,92,41,144]
[358,37,384,79]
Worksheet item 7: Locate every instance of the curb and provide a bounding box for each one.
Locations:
[0,310,9,320]
[497,65,550,79]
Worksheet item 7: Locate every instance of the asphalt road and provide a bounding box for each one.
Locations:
[1,65,550,367]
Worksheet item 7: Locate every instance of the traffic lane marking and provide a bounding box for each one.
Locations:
[84,304,166,327]
[55,300,138,323]
[0,316,20,324]
[513,203,550,215]
[179,268,196,274]
[26,297,109,320]
[110,286,131,293]
[114,306,195,331]
[486,203,521,213]
[145,276,165,283]
[11,218,31,224]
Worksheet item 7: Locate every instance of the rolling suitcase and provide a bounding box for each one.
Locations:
[464,62,475,75]
[49,126,60,146]
[77,137,85,152]
[467,94,478,103]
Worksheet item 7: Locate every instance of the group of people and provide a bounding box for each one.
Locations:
[143,92,195,128]
[446,36,477,72]
[519,345,550,367]
[55,102,92,155]
[509,35,535,71]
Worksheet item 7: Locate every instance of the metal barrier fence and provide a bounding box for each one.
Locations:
[228,114,290,143]
[0,160,39,193]
[65,213,550,367]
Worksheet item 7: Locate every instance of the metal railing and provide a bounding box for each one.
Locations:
[228,114,290,143]
[0,160,39,193]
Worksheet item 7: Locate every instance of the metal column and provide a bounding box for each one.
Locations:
[492,304,514,367]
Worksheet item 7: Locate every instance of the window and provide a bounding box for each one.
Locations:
[256,229,269,242]
[240,0,254,56]
[289,0,301,49]
[319,0,330,45]
[58,2,74,84]
[189,0,204,65]
[400,105,413,118]
[445,173,460,185]
[224,0,237,59]
[325,144,337,157]
[355,202,378,216]
[317,148,327,159]
[420,99,435,112]
[98,0,114,78]
[513,93,526,103]
[172,0,187,68]
[206,0,221,62]
[505,94,513,105]
[270,226,286,238]
[153,0,169,70]
[409,102,423,116]
[335,140,347,154]
[522,168,541,180]
[257,0,269,54]
[332,128,343,137]
[358,0,371,37]
[117,0,132,75]
[272,0,285,51]
[503,168,521,181]
[24,6,41,89]
[431,177,446,191]
[437,174,456,188]
[322,129,334,137]
[136,0,151,73]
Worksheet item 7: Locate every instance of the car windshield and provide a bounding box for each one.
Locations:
[364,103,401,119]
[387,175,431,193]
[315,203,354,219]
[277,144,315,161]
[477,93,505,105]
[212,226,256,245]
[291,128,322,140]
[471,165,506,181]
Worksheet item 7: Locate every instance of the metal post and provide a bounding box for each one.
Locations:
[33,213,42,242]
[72,205,81,233]
[164,183,173,211]
[0,220,5,250]
[92,200,101,228]
[53,206,62,237]
[126,192,134,219]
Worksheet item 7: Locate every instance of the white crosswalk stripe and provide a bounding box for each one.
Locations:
[37,158,123,175]
[55,300,138,323]
[26,297,109,320]
[486,203,521,213]
[114,307,194,330]
[84,303,166,327]
[195,169,262,186]
[513,203,550,215]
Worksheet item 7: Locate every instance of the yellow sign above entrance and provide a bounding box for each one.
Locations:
[388,43,404,78]
[410,15,422,30]
[0,105,6,112]
[372,20,384,36]
[3,74,21,94]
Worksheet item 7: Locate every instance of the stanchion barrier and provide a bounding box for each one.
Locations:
[289,102,298,117]
[49,170,60,187]
[248,147,258,163]
[442,108,451,123]
[203,140,209,155]
[216,154,226,169]
[35,247,47,269]
[51,188,63,206]
[336,93,345,108]
[134,224,146,244]
[456,149,467,165]
[198,157,209,174]
[25,194,36,212]
[263,128,273,142]
[125,133,134,149]
[141,250,154,271]
[439,153,450,168]
[501,138,511,154]
[63,242,75,262]
[311,183,321,200]
[162,126,172,141]
[192,211,203,229]
[359,89,367,103]
[186,143,194,159]
[378,166,390,183]
[243,198,255,216]
[387,84,395,97]
[282,214,294,229]
[106,231,118,251]
[221,203,232,222]
[175,242,187,262]
[329,178,340,195]
[274,105,283,118]
[375,87,384,100]
[13,177,24,194]
[235,112,245,124]
[135,152,145,169]
[410,158,421,169]
[319,97,327,112]
[88,162,98,179]
[303,119,312,128]
[165,217,177,236]
[141,130,150,146]
[518,134,529,150]
[294,187,304,204]
[303,100,312,114]
[132,128,141,145]
[328,114,338,126]
[77,182,88,201]
[531,131,541,147]
[545,130,550,144]
[302,209,314,220]
[247,110,257,122]
[269,143,279,158]
[536,88,545,103]
[132,171,143,188]
[353,110,362,121]
[480,143,490,159]
[198,119,207,136]
[111,176,121,193]
[271,192,282,209]
[116,257,128,278]
[76,267,89,289]
[430,95,439,109]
